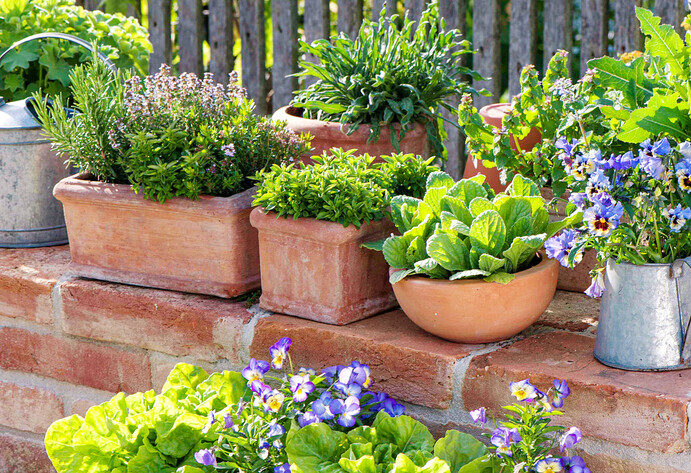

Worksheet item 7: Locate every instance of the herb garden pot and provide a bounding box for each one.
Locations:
[595,258,691,371]
[540,186,597,292]
[273,106,428,163]
[463,103,542,192]
[249,207,397,325]
[391,256,559,343]
[53,173,260,298]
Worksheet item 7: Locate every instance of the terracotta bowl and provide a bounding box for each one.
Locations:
[272,105,428,163]
[391,256,559,343]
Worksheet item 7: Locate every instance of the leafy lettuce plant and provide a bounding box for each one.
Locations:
[287,411,488,473]
[367,173,581,284]
[0,0,151,102]
[252,149,436,228]
[469,379,590,473]
[293,0,485,159]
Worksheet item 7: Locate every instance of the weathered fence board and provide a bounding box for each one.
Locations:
[580,0,608,74]
[303,0,330,87]
[405,0,427,21]
[208,0,234,84]
[272,0,299,111]
[543,0,573,72]
[656,0,685,34]
[372,0,397,20]
[178,0,203,74]
[147,0,172,74]
[614,0,642,57]
[472,0,501,107]
[509,0,538,97]
[238,0,267,114]
[337,0,364,39]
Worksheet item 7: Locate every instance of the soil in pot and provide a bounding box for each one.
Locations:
[391,255,558,343]
[273,106,429,163]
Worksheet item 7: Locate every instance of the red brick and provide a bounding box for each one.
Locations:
[462,332,691,453]
[0,246,70,324]
[535,290,599,332]
[251,310,479,409]
[0,434,55,473]
[70,398,102,417]
[60,279,254,362]
[578,450,691,473]
[0,382,64,433]
[0,327,151,393]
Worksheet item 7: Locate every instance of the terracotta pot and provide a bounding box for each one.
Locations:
[540,186,597,293]
[273,105,428,163]
[463,103,542,192]
[53,173,260,298]
[250,208,397,325]
[391,256,559,343]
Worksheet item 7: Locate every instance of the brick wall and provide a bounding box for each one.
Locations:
[0,246,690,473]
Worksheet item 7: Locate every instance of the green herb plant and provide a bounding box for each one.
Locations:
[252,148,436,228]
[365,173,581,284]
[293,0,486,160]
[34,58,310,203]
[0,0,150,102]
[287,411,488,473]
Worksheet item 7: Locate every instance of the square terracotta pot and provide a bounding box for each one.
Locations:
[53,173,260,298]
[249,208,397,325]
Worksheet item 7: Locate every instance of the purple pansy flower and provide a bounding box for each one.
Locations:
[223,412,234,429]
[534,457,564,473]
[298,410,321,427]
[469,407,487,426]
[583,194,624,238]
[311,392,336,420]
[663,204,691,232]
[585,271,605,298]
[194,448,217,467]
[334,382,362,398]
[202,410,217,434]
[568,192,587,210]
[290,374,315,402]
[274,463,291,473]
[675,158,691,192]
[639,138,670,179]
[510,379,538,402]
[545,229,583,268]
[267,421,285,438]
[490,426,521,457]
[336,395,361,427]
[242,358,270,384]
[339,361,372,388]
[552,379,571,408]
[560,426,583,451]
[585,169,612,198]
[364,391,388,412]
[269,337,292,369]
[611,151,638,171]
[382,398,405,417]
[250,379,272,399]
[562,456,590,473]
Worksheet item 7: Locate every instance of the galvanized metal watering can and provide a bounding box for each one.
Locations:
[0,33,114,247]
[594,258,691,371]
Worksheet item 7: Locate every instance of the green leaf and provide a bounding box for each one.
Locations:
[618,91,690,143]
[531,207,549,234]
[195,370,247,413]
[162,364,208,400]
[449,269,490,280]
[361,238,386,251]
[391,195,422,233]
[45,415,112,473]
[154,402,206,459]
[372,412,434,456]
[391,454,450,473]
[433,430,486,473]
[636,7,686,76]
[383,235,410,269]
[469,210,506,257]
[127,443,169,473]
[546,210,583,239]
[457,456,500,473]
[424,187,448,215]
[406,236,428,265]
[483,272,515,284]
[38,52,73,87]
[502,234,546,272]
[495,197,532,232]
[390,268,416,284]
[468,197,496,217]
[0,43,38,72]
[587,56,655,108]
[440,212,470,236]
[447,180,487,206]
[426,233,470,271]
[441,195,473,226]
[426,171,455,190]
[506,175,540,197]
[286,423,349,473]
[478,254,506,273]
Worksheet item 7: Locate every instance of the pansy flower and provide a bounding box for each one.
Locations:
[568,192,587,210]
[552,379,570,408]
[585,169,611,198]
[202,410,216,434]
[339,361,372,388]
[298,410,320,427]
[223,412,234,429]
[382,398,405,417]
[639,138,670,179]
[250,379,272,399]
[583,193,624,238]
[676,158,691,192]
[269,337,292,369]
[264,390,285,412]
[274,463,291,473]
[545,229,583,268]
[510,379,538,402]
[267,421,285,438]
[290,374,315,402]
[242,358,270,384]
[490,426,521,457]
[562,456,590,473]
[194,448,217,467]
[555,137,581,167]
[585,270,605,298]
[611,151,638,171]
[560,426,583,451]
[363,391,388,412]
[334,396,361,427]
[534,457,564,473]
[663,204,691,232]
[565,151,598,181]
[322,365,344,383]
[311,392,336,420]
[469,407,487,426]
[334,381,362,398]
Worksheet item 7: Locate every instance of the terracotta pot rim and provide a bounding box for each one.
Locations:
[391,254,556,287]
[273,105,427,142]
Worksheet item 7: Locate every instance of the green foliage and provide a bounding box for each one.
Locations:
[371,174,581,284]
[293,0,485,160]
[0,0,150,102]
[34,59,310,203]
[286,411,487,473]
[252,149,436,228]
[45,363,246,473]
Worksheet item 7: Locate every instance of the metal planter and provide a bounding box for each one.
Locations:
[595,258,691,371]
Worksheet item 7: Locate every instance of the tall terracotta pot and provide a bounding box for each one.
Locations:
[249,207,397,325]
[463,103,542,192]
[53,173,260,298]
[391,256,559,343]
[273,106,428,163]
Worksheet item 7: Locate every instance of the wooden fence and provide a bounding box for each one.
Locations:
[83,0,689,176]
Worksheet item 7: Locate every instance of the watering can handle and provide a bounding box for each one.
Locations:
[671,259,691,362]
[0,33,117,95]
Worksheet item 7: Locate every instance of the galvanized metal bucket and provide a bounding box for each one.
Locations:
[0,33,114,248]
[595,258,691,371]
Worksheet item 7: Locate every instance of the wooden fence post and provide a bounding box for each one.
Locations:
[372,0,397,20]
[614,0,642,57]
[148,0,172,74]
[272,0,299,111]
[472,0,501,106]
[337,0,364,39]
[656,0,686,34]
[303,0,330,87]
[543,0,573,73]
[209,0,234,84]
[239,0,268,114]
[580,0,608,75]
[405,0,427,21]
[509,0,537,98]
[178,0,204,75]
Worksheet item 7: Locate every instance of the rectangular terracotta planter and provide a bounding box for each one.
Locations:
[249,208,397,325]
[53,173,260,298]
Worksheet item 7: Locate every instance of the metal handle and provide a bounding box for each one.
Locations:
[671,259,691,362]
